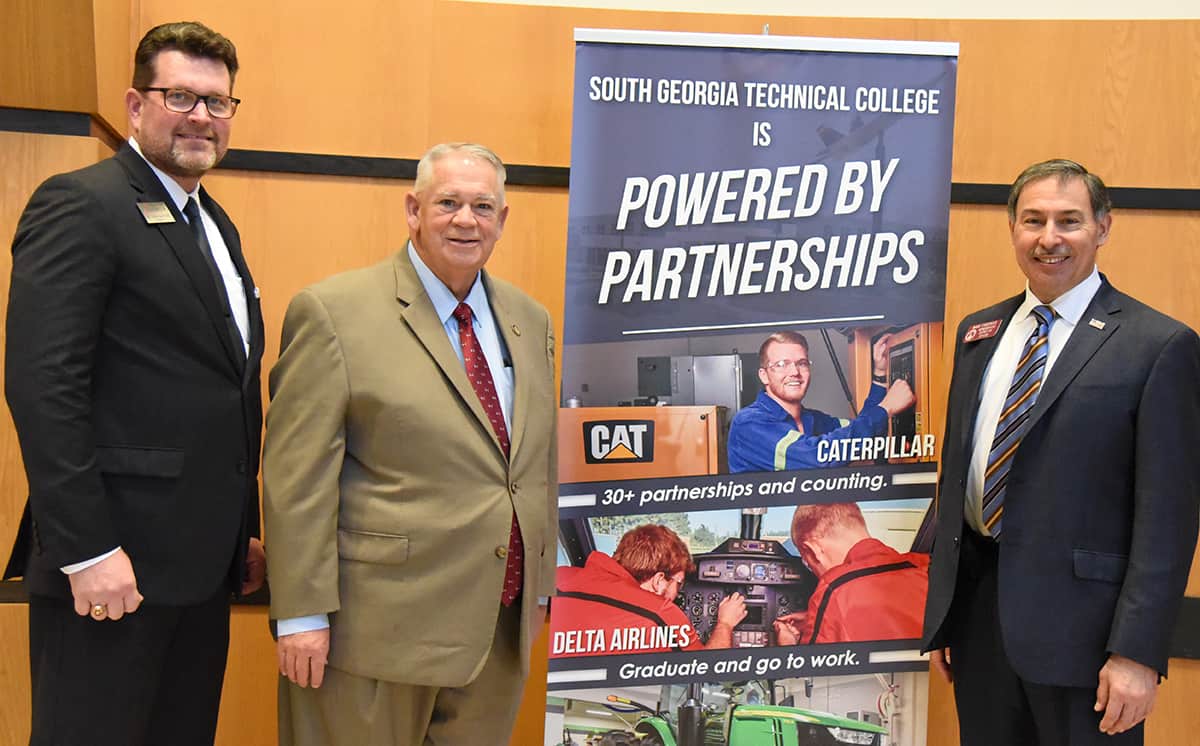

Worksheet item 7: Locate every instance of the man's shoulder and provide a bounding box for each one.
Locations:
[956,294,1022,334]
[303,255,396,301]
[554,563,589,592]
[34,154,131,200]
[484,271,550,321]
[826,539,914,581]
[731,392,778,426]
[278,257,399,331]
[1105,284,1193,338]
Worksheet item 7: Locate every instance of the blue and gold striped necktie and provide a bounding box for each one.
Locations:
[982,304,1054,537]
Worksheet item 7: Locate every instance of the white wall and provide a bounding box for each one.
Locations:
[458,0,1198,20]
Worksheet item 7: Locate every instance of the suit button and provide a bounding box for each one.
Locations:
[495,546,508,559]
[510,482,519,493]
[236,460,247,474]
[953,536,960,545]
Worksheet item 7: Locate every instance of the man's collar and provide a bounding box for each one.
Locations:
[128,137,198,210]
[406,242,485,324]
[1019,266,1101,327]
[759,390,800,422]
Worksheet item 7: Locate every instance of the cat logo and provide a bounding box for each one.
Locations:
[584,420,655,464]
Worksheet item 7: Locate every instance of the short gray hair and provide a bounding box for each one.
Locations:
[413,142,507,204]
[1007,159,1111,222]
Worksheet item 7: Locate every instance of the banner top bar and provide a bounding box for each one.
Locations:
[574,27,959,56]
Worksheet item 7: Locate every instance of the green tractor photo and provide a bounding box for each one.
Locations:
[555,681,887,746]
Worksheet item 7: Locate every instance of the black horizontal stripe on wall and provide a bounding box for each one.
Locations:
[218,148,571,188]
[0,107,92,137]
[220,151,1200,208]
[953,182,1200,211]
[219,149,417,180]
[5,107,1200,208]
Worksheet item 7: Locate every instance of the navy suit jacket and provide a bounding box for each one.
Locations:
[923,278,1200,685]
[4,143,264,605]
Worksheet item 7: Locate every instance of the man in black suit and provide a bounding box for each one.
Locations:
[3,21,264,745]
[922,159,1200,745]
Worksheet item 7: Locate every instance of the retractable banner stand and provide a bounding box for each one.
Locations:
[547,29,957,746]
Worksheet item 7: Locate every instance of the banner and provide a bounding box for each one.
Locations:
[548,28,957,746]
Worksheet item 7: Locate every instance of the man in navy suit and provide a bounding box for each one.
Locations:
[922,159,1200,745]
[4,22,264,745]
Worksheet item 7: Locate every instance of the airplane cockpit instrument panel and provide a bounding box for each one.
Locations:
[677,537,815,647]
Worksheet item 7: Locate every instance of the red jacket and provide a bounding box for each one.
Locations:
[802,538,930,644]
[549,552,703,658]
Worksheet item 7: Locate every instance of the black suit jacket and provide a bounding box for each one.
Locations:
[923,278,1200,686]
[3,143,264,605]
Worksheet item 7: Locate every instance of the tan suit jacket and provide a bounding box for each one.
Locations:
[263,248,557,687]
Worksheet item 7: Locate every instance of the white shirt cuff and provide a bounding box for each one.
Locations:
[61,547,120,574]
[277,614,331,637]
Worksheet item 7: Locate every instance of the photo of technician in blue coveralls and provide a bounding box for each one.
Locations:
[729,331,916,472]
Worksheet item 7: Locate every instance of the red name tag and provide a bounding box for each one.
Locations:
[963,319,1002,343]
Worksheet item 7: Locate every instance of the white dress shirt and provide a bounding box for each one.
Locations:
[964,267,1102,535]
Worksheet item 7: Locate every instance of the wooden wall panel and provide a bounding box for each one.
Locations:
[200,170,412,376]
[215,607,280,746]
[125,2,1200,189]
[1,4,1198,746]
[1148,659,1200,744]
[91,0,136,137]
[944,20,1200,187]
[0,606,31,745]
[201,171,568,378]
[0,0,97,112]
[136,1,438,159]
[511,622,552,746]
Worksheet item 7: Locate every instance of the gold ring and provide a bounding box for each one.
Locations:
[91,604,107,619]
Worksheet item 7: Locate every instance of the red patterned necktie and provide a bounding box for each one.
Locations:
[452,302,523,606]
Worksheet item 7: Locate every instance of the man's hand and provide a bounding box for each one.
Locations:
[68,548,143,621]
[1095,654,1158,735]
[880,379,916,415]
[278,628,330,689]
[772,611,807,645]
[871,334,892,377]
[702,593,748,649]
[716,592,747,629]
[242,537,266,595]
[930,647,953,683]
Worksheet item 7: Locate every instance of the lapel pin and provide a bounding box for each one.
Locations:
[1089,318,1106,330]
[136,201,175,224]
[253,287,261,299]
[963,319,1002,343]
[511,324,521,336]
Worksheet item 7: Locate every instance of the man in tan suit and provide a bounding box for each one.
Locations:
[263,142,557,745]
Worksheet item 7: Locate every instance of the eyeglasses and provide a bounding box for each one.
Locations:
[763,358,812,373]
[140,87,240,119]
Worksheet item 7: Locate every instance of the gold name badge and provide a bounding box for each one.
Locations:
[137,201,176,224]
